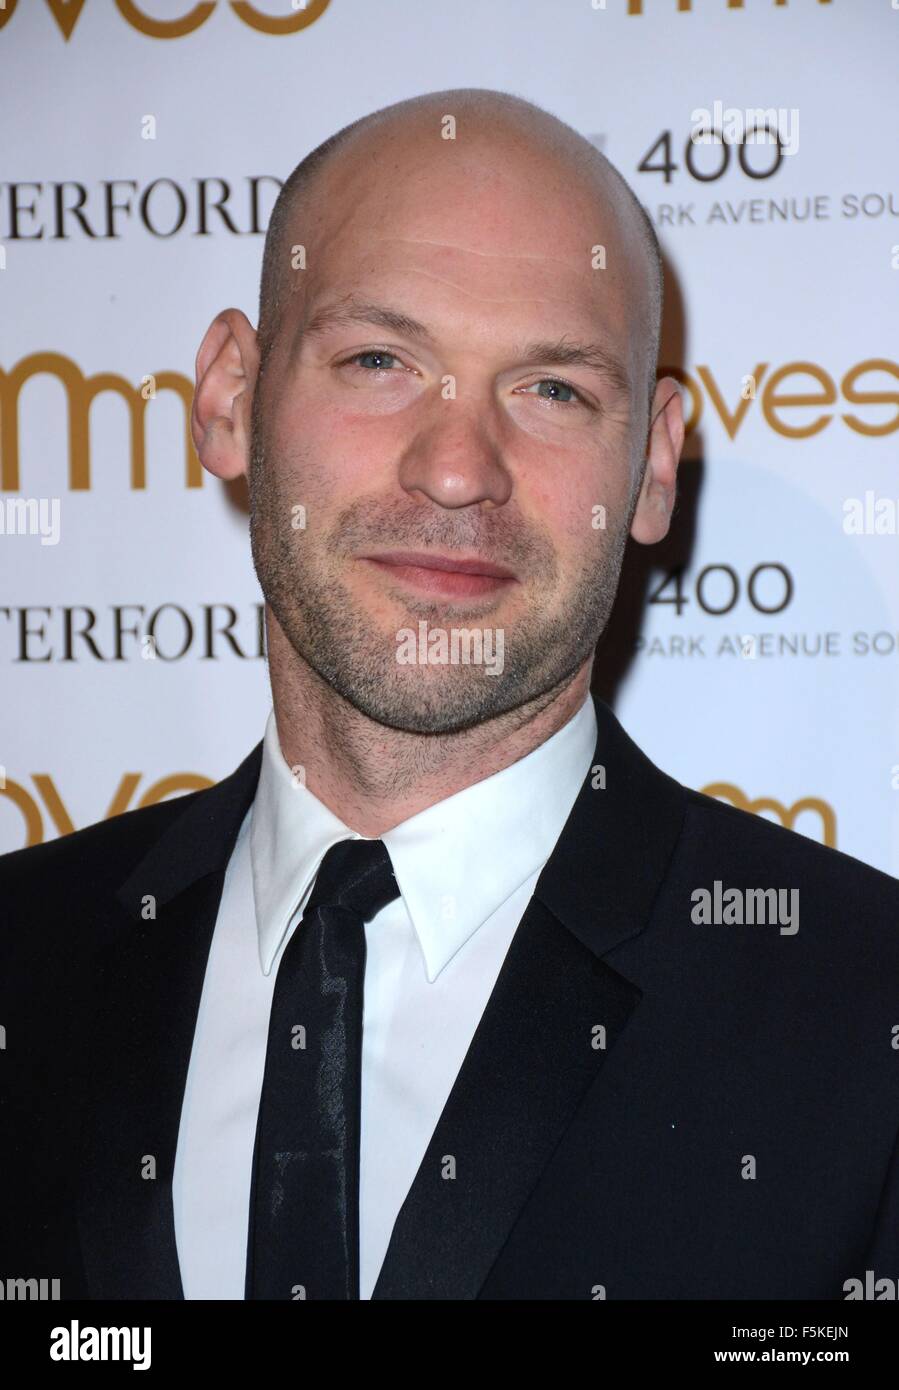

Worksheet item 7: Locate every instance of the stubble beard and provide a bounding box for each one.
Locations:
[248,413,632,735]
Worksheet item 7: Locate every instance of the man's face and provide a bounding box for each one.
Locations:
[250,131,647,734]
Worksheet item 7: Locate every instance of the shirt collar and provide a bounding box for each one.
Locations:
[250,694,598,982]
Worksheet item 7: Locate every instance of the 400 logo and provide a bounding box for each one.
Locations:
[647,563,794,618]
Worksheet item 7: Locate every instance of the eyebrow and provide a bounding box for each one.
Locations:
[301,295,632,397]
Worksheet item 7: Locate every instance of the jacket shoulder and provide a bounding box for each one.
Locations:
[681,782,899,909]
[0,788,206,906]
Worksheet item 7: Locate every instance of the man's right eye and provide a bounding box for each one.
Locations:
[338,350,403,372]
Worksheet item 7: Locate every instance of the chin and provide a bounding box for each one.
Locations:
[338,674,515,736]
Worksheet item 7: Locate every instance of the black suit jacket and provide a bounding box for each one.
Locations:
[2,694,899,1300]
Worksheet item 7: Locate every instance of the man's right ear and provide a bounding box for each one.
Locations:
[190,308,260,481]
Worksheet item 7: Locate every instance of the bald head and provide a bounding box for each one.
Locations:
[256,88,663,421]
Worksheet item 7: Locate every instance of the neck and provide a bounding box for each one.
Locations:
[264,610,594,837]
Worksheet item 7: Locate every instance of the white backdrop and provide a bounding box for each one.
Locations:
[2,0,897,875]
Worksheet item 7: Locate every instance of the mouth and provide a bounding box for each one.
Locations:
[358,549,518,599]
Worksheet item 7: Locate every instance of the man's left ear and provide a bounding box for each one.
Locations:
[190,307,260,482]
[629,376,684,545]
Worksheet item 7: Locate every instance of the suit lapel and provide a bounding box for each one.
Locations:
[372,693,686,1299]
[371,894,640,1299]
[75,741,263,1300]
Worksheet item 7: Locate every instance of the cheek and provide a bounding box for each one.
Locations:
[521,458,629,556]
[272,393,402,493]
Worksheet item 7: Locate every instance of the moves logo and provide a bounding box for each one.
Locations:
[1,771,214,848]
[624,0,831,12]
[2,353,897,494]
[702,782,836,847]
[0,771,837,852]
[0,0,330,41]
[1,352,200,489]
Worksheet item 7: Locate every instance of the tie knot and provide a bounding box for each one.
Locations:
[303,837,400,924]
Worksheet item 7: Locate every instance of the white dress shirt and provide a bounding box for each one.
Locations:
[172,693,598,1299]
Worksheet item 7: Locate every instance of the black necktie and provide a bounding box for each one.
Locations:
[246,837,400,1301]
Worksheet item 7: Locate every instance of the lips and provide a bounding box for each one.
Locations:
[359,550,517,599]
[360,550,515,578]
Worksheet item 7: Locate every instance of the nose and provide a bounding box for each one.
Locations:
[396,395,513,511]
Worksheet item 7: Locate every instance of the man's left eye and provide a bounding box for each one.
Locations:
[520,378,585,406]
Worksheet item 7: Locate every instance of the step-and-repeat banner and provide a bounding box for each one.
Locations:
[2,0,897,874]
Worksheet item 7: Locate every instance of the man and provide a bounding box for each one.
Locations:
[2,88,898,1302]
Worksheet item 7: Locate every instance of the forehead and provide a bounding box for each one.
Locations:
[296,137,643,357]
